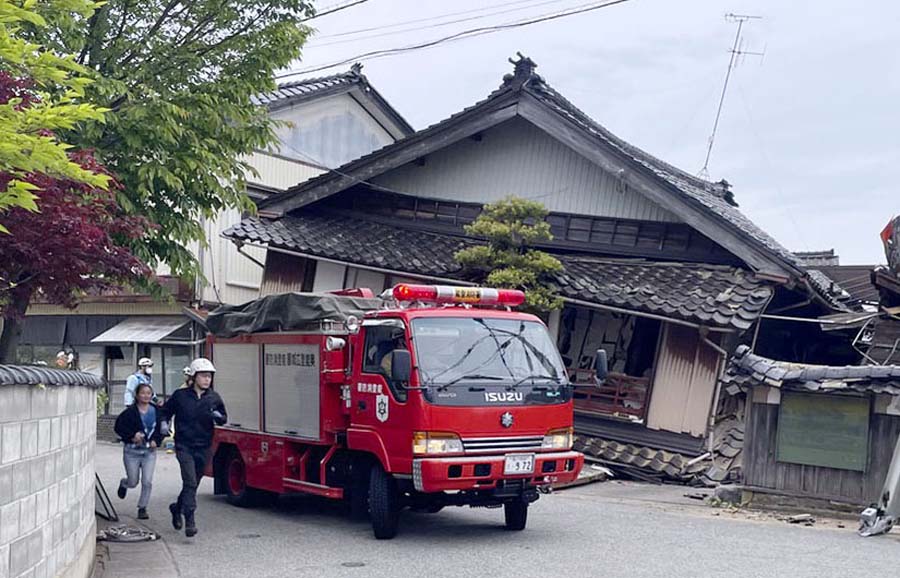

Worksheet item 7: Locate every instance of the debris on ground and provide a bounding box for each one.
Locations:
[573,398,746,486]
[97,526,159,542]
[785,514,816,526]
[554,462,613,490]
[684,491,709,501]
[712,484,744,506]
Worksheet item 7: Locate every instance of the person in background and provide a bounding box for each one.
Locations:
[55,350,76,370]
[378,328,407,376]
[180,365,192,388]
[162,358,227,537]
[114,382,165,519]
[124,357,154,406]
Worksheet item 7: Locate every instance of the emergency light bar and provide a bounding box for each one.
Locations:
[392,284,525,307]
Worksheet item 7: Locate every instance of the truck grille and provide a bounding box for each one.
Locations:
[462,435,544,455]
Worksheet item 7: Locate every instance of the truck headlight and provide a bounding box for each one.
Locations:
[412,432,464,455]
[542,427,573,450]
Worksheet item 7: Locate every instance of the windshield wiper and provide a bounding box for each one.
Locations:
[508,374,562,390]
[438,374,505,390]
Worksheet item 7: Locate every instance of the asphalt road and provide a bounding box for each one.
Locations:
[95,442,900,578]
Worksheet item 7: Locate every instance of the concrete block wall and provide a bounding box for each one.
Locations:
[0,385,97,578]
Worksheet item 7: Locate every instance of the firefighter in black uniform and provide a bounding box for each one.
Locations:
[162,357,227,537]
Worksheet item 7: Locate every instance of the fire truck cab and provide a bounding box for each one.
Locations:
[206,284,586,539]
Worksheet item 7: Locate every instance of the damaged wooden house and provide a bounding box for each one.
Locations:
[224,55,846,482]
[721,345,900,507]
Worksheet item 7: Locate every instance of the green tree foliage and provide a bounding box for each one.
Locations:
[24,0,314,277]
[455,197,564,312]
[0,0,107,229]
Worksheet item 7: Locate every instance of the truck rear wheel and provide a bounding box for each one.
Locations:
[223,449,275,507]
[369,465,400,539]
[504,501,528,531]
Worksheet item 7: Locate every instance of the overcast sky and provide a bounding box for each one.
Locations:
[287,0,899,265]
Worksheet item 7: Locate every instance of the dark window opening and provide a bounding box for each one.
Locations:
[558,306,661,421]
[362,324,408,402]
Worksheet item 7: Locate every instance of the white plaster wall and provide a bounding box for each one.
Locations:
[0,385,97,578]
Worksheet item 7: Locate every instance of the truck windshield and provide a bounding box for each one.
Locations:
[411,317,571,406]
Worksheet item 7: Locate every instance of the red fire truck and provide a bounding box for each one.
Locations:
[204,284,595,539]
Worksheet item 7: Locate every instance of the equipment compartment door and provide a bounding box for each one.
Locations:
[263,343,321,439]
[212,343,261,431]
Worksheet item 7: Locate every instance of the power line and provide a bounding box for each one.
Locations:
[303,0,370,22]
[310,0,571,48]
[314,0,561,40]
[278,0,634,78]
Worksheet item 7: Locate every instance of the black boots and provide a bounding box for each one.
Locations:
[117,483,127,499]
[169,503,183,530]
[169,502,196,537]
[137,507,149,520]
[184,511,197,537]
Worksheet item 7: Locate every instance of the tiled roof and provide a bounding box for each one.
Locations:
[227,213,471,278]
[574,420,744,485]
[806,269,853,307]
[226,212,773,329]
[253,69,362,107]
[813,265,880,306]
[521,77,805,273]
[722,345,900,395]
[0,365,104,388]
[557,257,772,331]
[574,435,694,479]
[252,64,414,135]
[263,57,808,284]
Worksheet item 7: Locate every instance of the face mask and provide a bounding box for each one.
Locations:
[144,367,153,375]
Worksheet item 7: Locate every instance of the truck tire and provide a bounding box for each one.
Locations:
[369,466,400,539]
[223,449,275,507]
[504,501,528,531]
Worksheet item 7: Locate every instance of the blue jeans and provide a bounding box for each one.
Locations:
[121,445,157,509]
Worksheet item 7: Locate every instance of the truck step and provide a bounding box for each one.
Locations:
[282,477,344,499]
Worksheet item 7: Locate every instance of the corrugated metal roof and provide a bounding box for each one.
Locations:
[91,316,188,344]
[0,365,103,388]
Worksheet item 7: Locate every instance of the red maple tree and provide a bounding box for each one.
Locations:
[0,74,151,362]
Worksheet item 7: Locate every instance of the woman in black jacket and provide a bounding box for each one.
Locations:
[114,382,166,519]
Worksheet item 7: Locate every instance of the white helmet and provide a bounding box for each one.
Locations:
[183,365,193,376]
[189,358,216,375]
[138,357,153,367]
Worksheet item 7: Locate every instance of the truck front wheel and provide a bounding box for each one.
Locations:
[504,501,528,531]
[369,465,400,539]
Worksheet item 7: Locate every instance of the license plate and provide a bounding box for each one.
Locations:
[504,453,535,475]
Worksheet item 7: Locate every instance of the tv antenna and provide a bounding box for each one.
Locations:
[698,13,765,180]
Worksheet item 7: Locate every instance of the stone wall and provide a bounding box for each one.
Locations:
[0,368,100,578]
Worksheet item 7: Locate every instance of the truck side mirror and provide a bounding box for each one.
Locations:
[593,349,608,386]
[390,349,411,384]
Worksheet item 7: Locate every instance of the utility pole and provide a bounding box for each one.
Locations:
[699,13,764,180]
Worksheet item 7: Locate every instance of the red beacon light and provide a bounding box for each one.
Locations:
[392,284,525,307]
